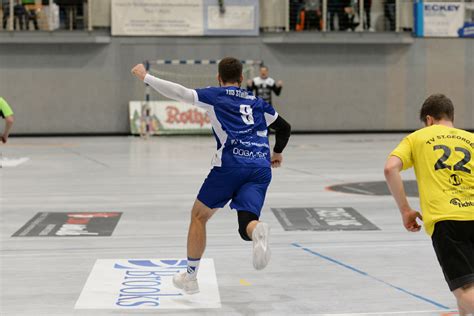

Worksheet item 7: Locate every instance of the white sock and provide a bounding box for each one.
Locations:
[186,257,200,280]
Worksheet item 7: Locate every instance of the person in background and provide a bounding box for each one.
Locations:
[363,0,373,31]
[385,0,396,31]
[304,0,322,31]
[339,0,361,32]
[26,8,38,30]
[0,97,14,143]
[21,0,39,30]
[2,0,27,30]
[290,0,305,31]
[2,0,8,29]
[328,0,344,31]
[247,65,283,107]
[328,0,356,31]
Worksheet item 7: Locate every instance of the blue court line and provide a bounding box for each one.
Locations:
[291,243,450,310]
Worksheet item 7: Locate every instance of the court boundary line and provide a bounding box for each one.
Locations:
[317,310,457,315]
[292,243,450,310]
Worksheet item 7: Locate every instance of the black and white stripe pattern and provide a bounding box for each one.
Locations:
[151,59,263,66]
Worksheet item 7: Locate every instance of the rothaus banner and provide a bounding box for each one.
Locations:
[112,0,259,36]
[415,2,474,37]
[129,101,212,135]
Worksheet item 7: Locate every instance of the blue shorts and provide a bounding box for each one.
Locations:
[197,167,272,217]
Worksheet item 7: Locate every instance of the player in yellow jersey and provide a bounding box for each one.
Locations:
[384,94,473,315]
[0,97,14,143]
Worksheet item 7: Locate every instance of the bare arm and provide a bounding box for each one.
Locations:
[131,64,195,105]
[2,115,14,143]
[384,156,422,232]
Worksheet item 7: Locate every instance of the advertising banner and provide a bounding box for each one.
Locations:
[112,0,259,36]
[419,2,467,37]
[129,101,212,135]
[112,0,204,36]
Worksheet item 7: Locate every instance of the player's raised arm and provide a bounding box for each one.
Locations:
[246,79,254,92]
[272,80,283,96]
[131,63,196,105]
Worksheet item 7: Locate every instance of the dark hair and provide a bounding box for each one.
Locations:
[260,65,268,70]
[419,94,454,123]
[218,57,243,84]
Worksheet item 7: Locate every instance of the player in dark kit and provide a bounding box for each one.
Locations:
[247,65,283,106]
[131,57,291,295]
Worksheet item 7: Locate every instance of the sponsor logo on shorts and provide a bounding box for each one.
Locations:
[450,198,474,208]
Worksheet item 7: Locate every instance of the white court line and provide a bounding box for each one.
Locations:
[319,310,456,315]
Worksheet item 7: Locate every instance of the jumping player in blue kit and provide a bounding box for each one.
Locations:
[131,57,291,294]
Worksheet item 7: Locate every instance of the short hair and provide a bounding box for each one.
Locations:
[419,94,454,123]
[260,65,268,70]
[218,57,243,84]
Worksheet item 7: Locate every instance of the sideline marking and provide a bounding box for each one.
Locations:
[319,310,457,315]
[292,243,450,310]
[2,143,78,148]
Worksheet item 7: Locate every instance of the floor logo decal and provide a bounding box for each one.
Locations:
[327,180,418,197]
[75,259,221,309]
[272,207,379,231]
[12,212,122,237]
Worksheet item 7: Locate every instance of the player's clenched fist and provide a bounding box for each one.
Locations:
[131,64,147,81]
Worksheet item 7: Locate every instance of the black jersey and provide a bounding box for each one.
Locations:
[247,77,282,105]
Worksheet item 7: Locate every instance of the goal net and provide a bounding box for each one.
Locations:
[130,59,262,136]
[148,59,262,99]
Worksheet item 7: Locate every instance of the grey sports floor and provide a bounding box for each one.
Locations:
[0,135,459,315]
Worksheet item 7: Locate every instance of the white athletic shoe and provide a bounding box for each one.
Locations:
[252,222,271,270]
[172,272,200,294]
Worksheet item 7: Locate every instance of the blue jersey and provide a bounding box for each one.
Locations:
[192,86,279,168]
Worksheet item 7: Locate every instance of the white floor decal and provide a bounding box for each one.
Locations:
[0,157,30,168]
[75,258,221,309]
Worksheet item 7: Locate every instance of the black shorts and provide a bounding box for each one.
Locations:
[431,220,474,291]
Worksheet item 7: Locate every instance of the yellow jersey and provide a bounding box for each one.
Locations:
[390,125,474,236]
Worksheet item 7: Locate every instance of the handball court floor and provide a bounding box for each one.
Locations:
[0,134,459,316]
